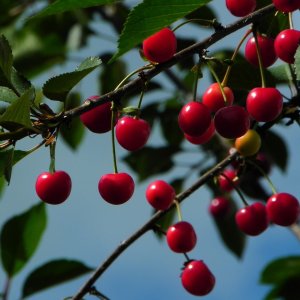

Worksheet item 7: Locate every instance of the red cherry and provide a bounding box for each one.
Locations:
[246,87,283,122]
[166,221,197,253]
[245,35,277,68]
[142,28,177,63]
[115,116,151,151]
[266,193,299,226]
[274,29,300,64]
[146,180,175,210]
[80,96,116,133]
[272,0,300,12]
[209,197,231,218]
[181,260,215,296]
[98,173,135,205]
[184,121,215,145]
[214,105,250,139]
[202,83,234,113]
[178,102,212,137]
[225,0,256,17]
[218,169,238,192]
[35,171,72,205]
[235,202,268,236]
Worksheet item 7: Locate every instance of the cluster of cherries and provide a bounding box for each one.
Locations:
[34,0,300,297]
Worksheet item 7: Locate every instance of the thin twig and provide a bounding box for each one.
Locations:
[72,151,238,299]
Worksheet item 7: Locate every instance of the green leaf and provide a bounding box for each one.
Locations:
[60,93,85,150]
[159,98,184,147]
[295,46,300,81]
[0,203,47,277]
[33,0,118,18]
[0,176,5,200]
[0,87,18,103]
[212,198,246,258]
[0,35,13,81]
[264,278,300,300]
[0,149,33,183]
[0,88,35,130]
[123,146,180,181]
[261,130,288,172]
[261,256,300,284]
[43,57,101,102]
[111,0,211,61]
[22,259,93,297]
[269,64,293,84]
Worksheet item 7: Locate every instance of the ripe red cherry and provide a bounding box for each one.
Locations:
[115,116,151,151]
[166,221,197,253]
[202,83,234,113]
[266,193,299,226]
[146,180,175,210]
[181,260,215,296]
[178,102,212,137]
[209,197,231,218]
[274,29,300,64]
[272,0,300,12]
[225,0,256,17]
[245,35,277,68]
[218,169,238,192]
[35,171,72,205]
[235,202,268,236]
[80,96,116,133]
[142,28,177,63]
[246,87,283,122]
[184,121,215,145]
[214,105,250,139]
[98,172,135,205]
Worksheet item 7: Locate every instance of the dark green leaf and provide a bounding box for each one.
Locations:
[22,259,93,297]
[0,176,5,199]
[261,130,288,172]
[0,87,18,103]
[140,102,160,128]
[99,55,127,94]
[154,207,177,240]
[159,98,184,147]
[43,57,101,102]
[295,46,300,81]
[0,35,13,81]
[123,146,180,181]
[261,256,300,284]
[212,198,246,258]
[264,277,300,300]
[0,203,47,277]
[0,88,34,130]
[60,93,85,150]
[3,145,14,184]
[0,149,31,180]
[33,0,118,18]
[111,0,211,61]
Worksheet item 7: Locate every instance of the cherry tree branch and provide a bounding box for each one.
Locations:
[72,151,239,299]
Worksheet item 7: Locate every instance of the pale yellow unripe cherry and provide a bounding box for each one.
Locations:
[235,129,261,157]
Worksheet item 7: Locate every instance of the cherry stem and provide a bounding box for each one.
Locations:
[220,173,249,206]
[192,57,202,101]
[172,18,220,32]
[205,61,228,104]
[27,139,47,155]
[49,139,56,173]
[288,12,294,30]
[174,199,183,222]
[110,102,118,174]
[137,87,145,111]
[247,159,277,194]
[183,252,191,262]
[252,27,266,88]
[222,28,252,86]
[114,65,152,91]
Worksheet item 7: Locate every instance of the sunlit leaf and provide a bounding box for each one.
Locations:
[111,0,211,61]
[43,57,101,102]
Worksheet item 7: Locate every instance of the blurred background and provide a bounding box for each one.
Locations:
[0,1,299,299]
